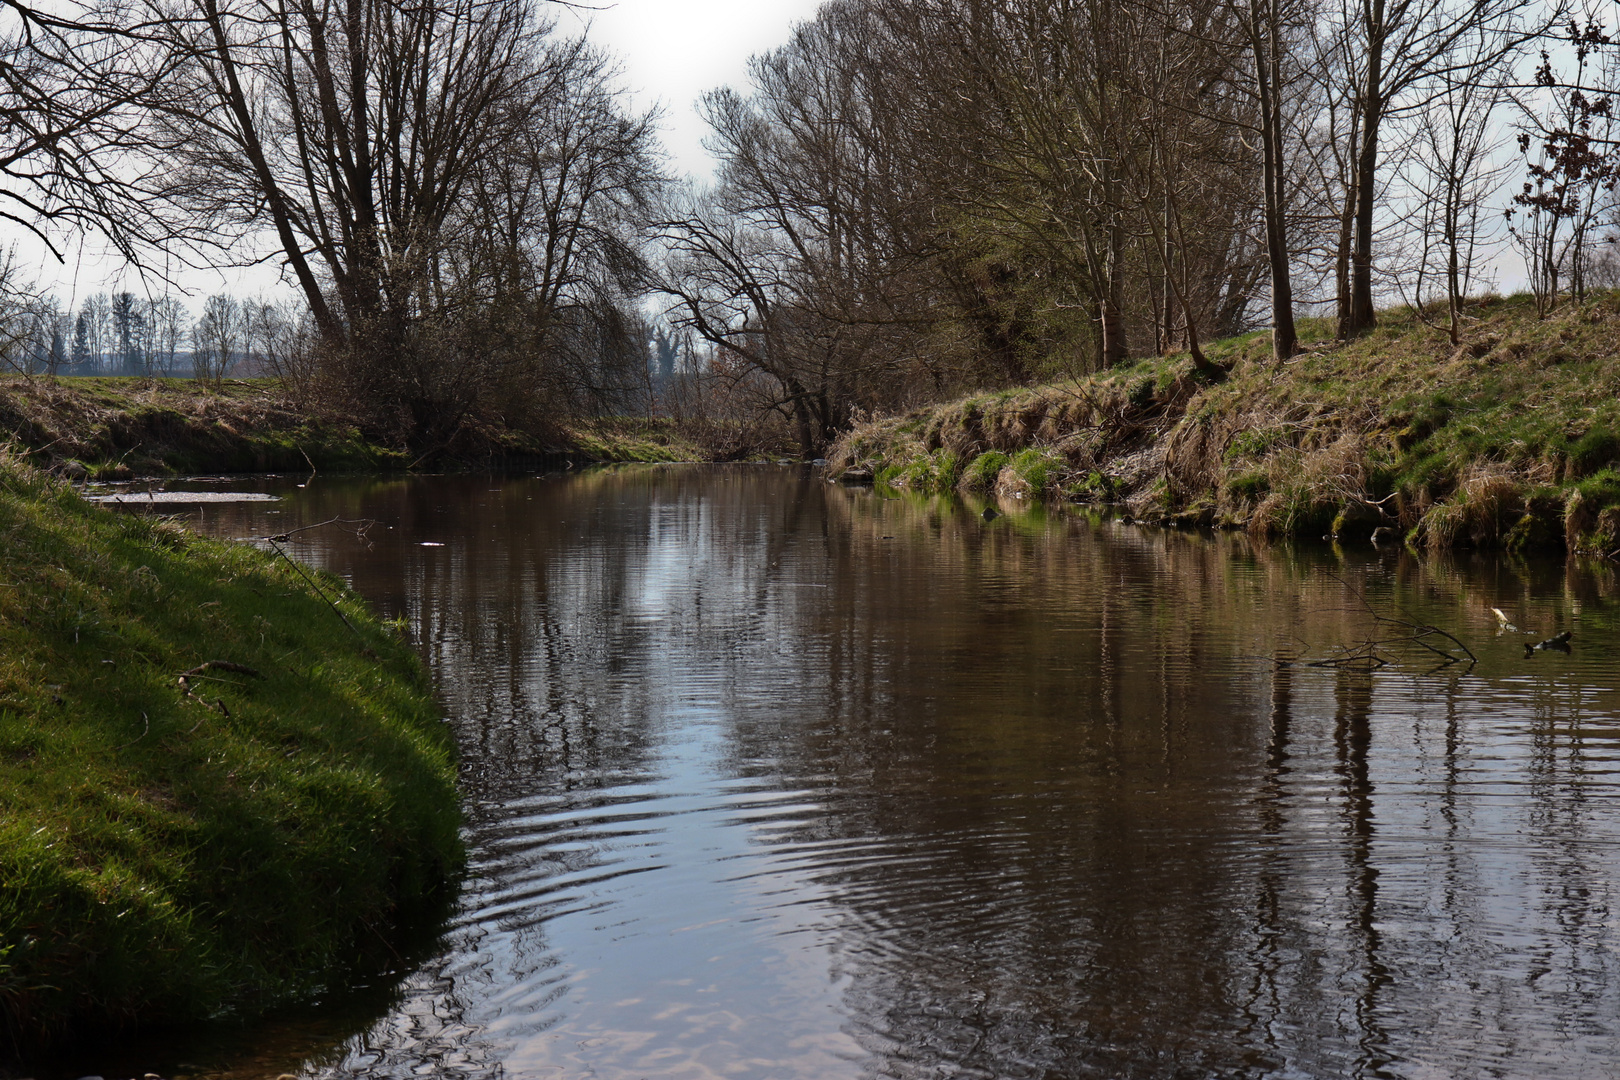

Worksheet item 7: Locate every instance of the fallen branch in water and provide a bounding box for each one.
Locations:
[1337,574,1477,667]
[1264,640,1388,671]
[1305,641,1389,670]
[1262,576,1478,671]
[252,515,376,545]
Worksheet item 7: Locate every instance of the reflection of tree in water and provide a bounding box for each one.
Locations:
[740,493,1620,1078]
[739,499,1291,1078]
[1332,667,1391,1080]
[181,472,1620,1079]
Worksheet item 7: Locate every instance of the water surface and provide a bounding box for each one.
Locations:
[75,466,1620,1077]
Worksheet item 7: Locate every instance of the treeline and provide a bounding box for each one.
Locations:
[0,0,1614,454]
[656,0,1573,454]
[0,290,307,381]
[0,0,666,450]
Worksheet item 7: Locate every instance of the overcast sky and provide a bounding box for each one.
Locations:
[31,0,825,305]
[560,0,824,181]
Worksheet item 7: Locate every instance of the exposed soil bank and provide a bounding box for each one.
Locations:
[828,293,1620,554]
[0,377,711,478]
[0,452,461,1055]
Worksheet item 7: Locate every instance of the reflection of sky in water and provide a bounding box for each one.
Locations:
[499,492,860,1078]
[146,467,1620,1079]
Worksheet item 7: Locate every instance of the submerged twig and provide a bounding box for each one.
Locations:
[1304,639,1389,670]
[250,515,376,545]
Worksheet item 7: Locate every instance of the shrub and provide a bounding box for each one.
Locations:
[960,450,1011,492]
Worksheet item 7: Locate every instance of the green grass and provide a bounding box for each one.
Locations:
[563,416,706,463]
[960,450,1010,491]
[0,450,461,1051]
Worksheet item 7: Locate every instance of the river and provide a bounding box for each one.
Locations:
[71,465,1620,1077]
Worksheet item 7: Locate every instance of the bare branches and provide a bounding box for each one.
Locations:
[0,2,186,268]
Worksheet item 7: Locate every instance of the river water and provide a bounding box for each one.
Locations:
[72,466,1620,1077]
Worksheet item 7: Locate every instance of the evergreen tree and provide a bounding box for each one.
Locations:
[70,312,90,374]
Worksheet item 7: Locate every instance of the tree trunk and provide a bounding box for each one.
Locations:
[785,376,814,458]
[1445,178,1463,345]
[1333,101,1361,337]
[1101,197,1129,368]
[200,0,341,342]
[1344,2,1385,337]
[1345,103,1381,334]
[1253,0,1298,361]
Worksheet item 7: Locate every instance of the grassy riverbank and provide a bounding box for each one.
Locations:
[828,292,1620,553]
[0,376,715,477]
[0,451,461,1052]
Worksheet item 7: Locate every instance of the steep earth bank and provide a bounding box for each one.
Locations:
[0,376,712,477]
[828,294,1620,554]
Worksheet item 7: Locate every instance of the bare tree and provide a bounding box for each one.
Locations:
[230,297,318,397]
[141,0,662,443]
[0,3,181,269]
[1324,0,1538,335]
[110,290,144,374]
[454,36,665,419]
[1507,22,1620,315]
[1223,0,1309,359]
[1395,32,1510,342]
[0,252,54,376]
[78,291,110,372]
[192,292,241,384]
[1124,0,1264,373]
[661,3,952,452]
[147,294,188,375]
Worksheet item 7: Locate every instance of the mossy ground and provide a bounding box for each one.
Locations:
[828,292,1620,552]
[0,451,461,1053]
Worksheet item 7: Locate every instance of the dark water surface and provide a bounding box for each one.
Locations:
[78,466,1620,1077]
